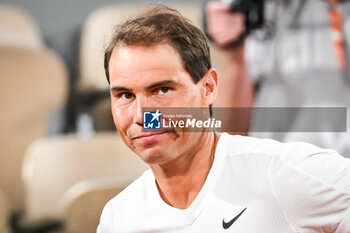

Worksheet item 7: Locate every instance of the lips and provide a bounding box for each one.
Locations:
[131,132,167,140]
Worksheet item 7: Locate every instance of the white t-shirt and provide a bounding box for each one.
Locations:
[97,133,350,233]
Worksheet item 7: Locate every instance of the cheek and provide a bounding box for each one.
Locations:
[183,90,203,107]
[186,85,203,103]
[111,101,129,132]
[169,88,202,107]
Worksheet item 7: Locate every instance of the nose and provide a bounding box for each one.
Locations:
[134,96,146,126]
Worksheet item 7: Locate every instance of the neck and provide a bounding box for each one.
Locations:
[151,132,219,209]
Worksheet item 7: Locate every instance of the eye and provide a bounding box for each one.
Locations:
[112,92,134,102]
[121,92,134,100]
[154,87,171,96]
[160,87,169,94]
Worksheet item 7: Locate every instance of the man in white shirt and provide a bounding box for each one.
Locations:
[98,4,350,232]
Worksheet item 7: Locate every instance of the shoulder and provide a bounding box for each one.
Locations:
[98,169,154,232]
[220,132,325,160]
[221,133,350,186]
[221,133,350,231]
[104,169,153,211]
[268,143,350,231]
[108,169,152,204]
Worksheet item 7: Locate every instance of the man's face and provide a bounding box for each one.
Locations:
[109,43,216,166]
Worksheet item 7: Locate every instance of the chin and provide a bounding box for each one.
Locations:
[135,146,168,165]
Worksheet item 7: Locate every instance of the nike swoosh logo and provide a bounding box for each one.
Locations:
[222,207,247,230]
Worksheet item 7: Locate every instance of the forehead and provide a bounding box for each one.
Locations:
[108,44,193,87]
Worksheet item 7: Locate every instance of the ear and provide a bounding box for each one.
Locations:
[200,68,218,106]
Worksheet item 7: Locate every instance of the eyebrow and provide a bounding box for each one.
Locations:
[145,80,177,91]
[110,80,177,93]
[110,86,132,92]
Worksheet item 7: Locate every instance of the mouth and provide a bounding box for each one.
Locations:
[131,132,167,141]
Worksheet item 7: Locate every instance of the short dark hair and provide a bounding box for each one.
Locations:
[104,4,212,84]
